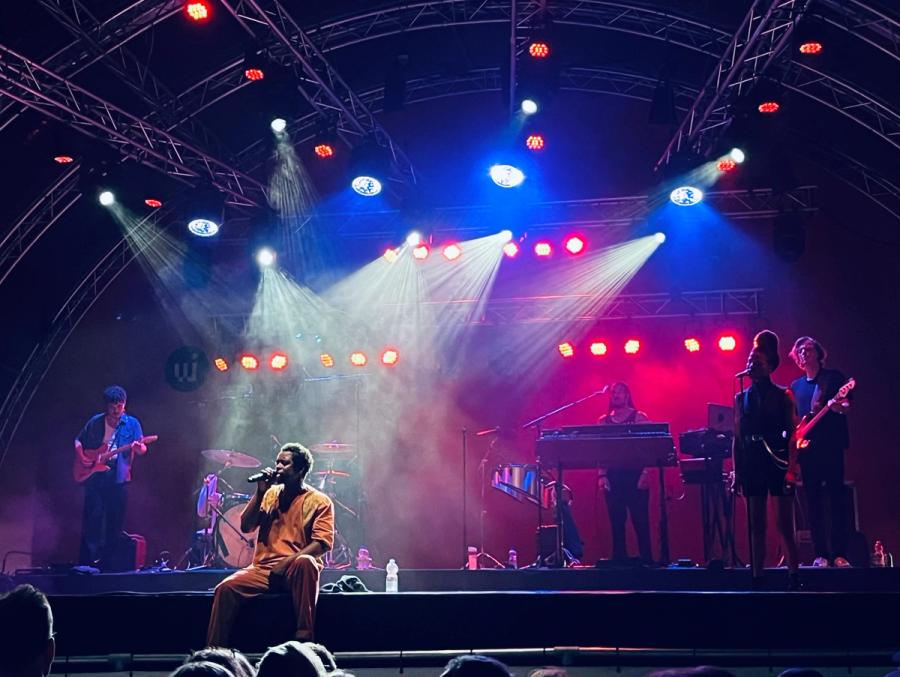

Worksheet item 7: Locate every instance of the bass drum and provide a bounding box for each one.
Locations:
[216,501,257,569]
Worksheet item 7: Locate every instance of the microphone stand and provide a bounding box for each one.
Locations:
[475,435,505,568]
[522,388,609,568]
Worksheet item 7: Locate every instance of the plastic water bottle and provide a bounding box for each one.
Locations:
[356,546,373,570]
[507,548,518,570]
[385,558,399,592]
[872,541,886,568]
[467,546,478,570]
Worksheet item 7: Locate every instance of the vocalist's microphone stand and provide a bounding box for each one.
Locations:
[522,388,609,568]
[475,435,505,568]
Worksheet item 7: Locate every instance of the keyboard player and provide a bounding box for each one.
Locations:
[597,382,654,564]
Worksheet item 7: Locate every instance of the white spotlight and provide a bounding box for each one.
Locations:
[669,186,704,206]
[271,117,287,133]
[406,231,422,246]
[521,99,538,115]
[256,247,277,267]
[98,190,115,206]
[730,147,746,164]
[351,176,382,196]
[490,164,525,188]
[654,232,666,244]
[188,218,220,237]
[499,229,513,242]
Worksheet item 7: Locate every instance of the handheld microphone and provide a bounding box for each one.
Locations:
[734,369,751,378]
[247,471,269,483]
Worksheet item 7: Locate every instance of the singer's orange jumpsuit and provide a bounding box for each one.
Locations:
[207,486,334,645]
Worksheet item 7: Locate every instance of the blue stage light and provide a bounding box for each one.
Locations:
[490,164,525,188]
[351,176,382,196]
[670,186,704,206]
[188,218,219,237]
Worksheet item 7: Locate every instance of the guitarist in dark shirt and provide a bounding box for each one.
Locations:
[789,336,852,568]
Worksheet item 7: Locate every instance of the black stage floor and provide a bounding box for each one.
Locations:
[8,567,900,657]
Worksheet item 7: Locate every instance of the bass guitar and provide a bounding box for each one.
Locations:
[795,377,855,450]
[73,435,158,483]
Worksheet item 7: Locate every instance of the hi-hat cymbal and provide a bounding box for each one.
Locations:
[201,449,261,468]
[312,469,351,478]
[311,442,355,453]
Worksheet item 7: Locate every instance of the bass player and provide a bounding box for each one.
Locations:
[789,336,853,568]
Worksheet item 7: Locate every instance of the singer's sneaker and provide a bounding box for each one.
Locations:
[812,557,829,567]
[833,556,852,568]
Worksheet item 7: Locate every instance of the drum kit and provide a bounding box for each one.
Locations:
[189,443,358,570]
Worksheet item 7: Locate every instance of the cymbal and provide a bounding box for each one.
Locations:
[201,449,261,468]
[311,442,354,453]
[312,469,351,478]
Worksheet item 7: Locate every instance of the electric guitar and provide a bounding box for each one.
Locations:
[794,377,855,450]
[73,435,158,483]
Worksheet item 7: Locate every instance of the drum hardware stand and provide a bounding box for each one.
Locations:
[522,387,609,568]
[318,468,355,569]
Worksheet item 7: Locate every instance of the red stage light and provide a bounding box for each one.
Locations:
[213,357,229,372]
[381,348,400,366]
[799,41,823,55]
[718,335,737,352]
[412,243,430,260]
[239,353,260,370]
[534,242,552,257]
[502,242,520,258]
[144,198,163,208]
[442,243,462,261]
[716,158,737,173]
[758,101,780,114]
[54,155,75,164]
[350,351,368,367]
[589,341,608,356]
[557,342,575,358]
[320,353,335,368]
[624,339,641,355]
[529,42,550,58]
[269,352,289,371]
[684,338,701,353]
[564,235,586,255]
[314,143,334,158]
[525,134,545,151]
[244,67,265,82]
[184,1,211,21]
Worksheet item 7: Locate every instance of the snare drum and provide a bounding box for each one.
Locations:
[492,464,540,505]
[215,500,257,568]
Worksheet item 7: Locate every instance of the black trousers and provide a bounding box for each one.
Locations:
[800,446,848,560]
[80,479,127,568]
[606,470,653,562]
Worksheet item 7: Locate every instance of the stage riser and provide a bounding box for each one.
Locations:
[46,591,900,656]
[14,566,900,595]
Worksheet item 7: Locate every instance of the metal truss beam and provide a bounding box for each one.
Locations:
[37,0,229,157]
[778,60,900,151]
[380,289,764,326]
[0,0,182,134]
[0,164,82,287]
[219,0,417,188]
[0,44,264,206]
[232,64,893,225]
[818,0,900,63]
[656,0,800,168]
[0,208,167,467]
[315,186,818,239]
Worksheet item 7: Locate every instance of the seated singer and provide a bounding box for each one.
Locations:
[207,443,334,645]
[597,382,653,564]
